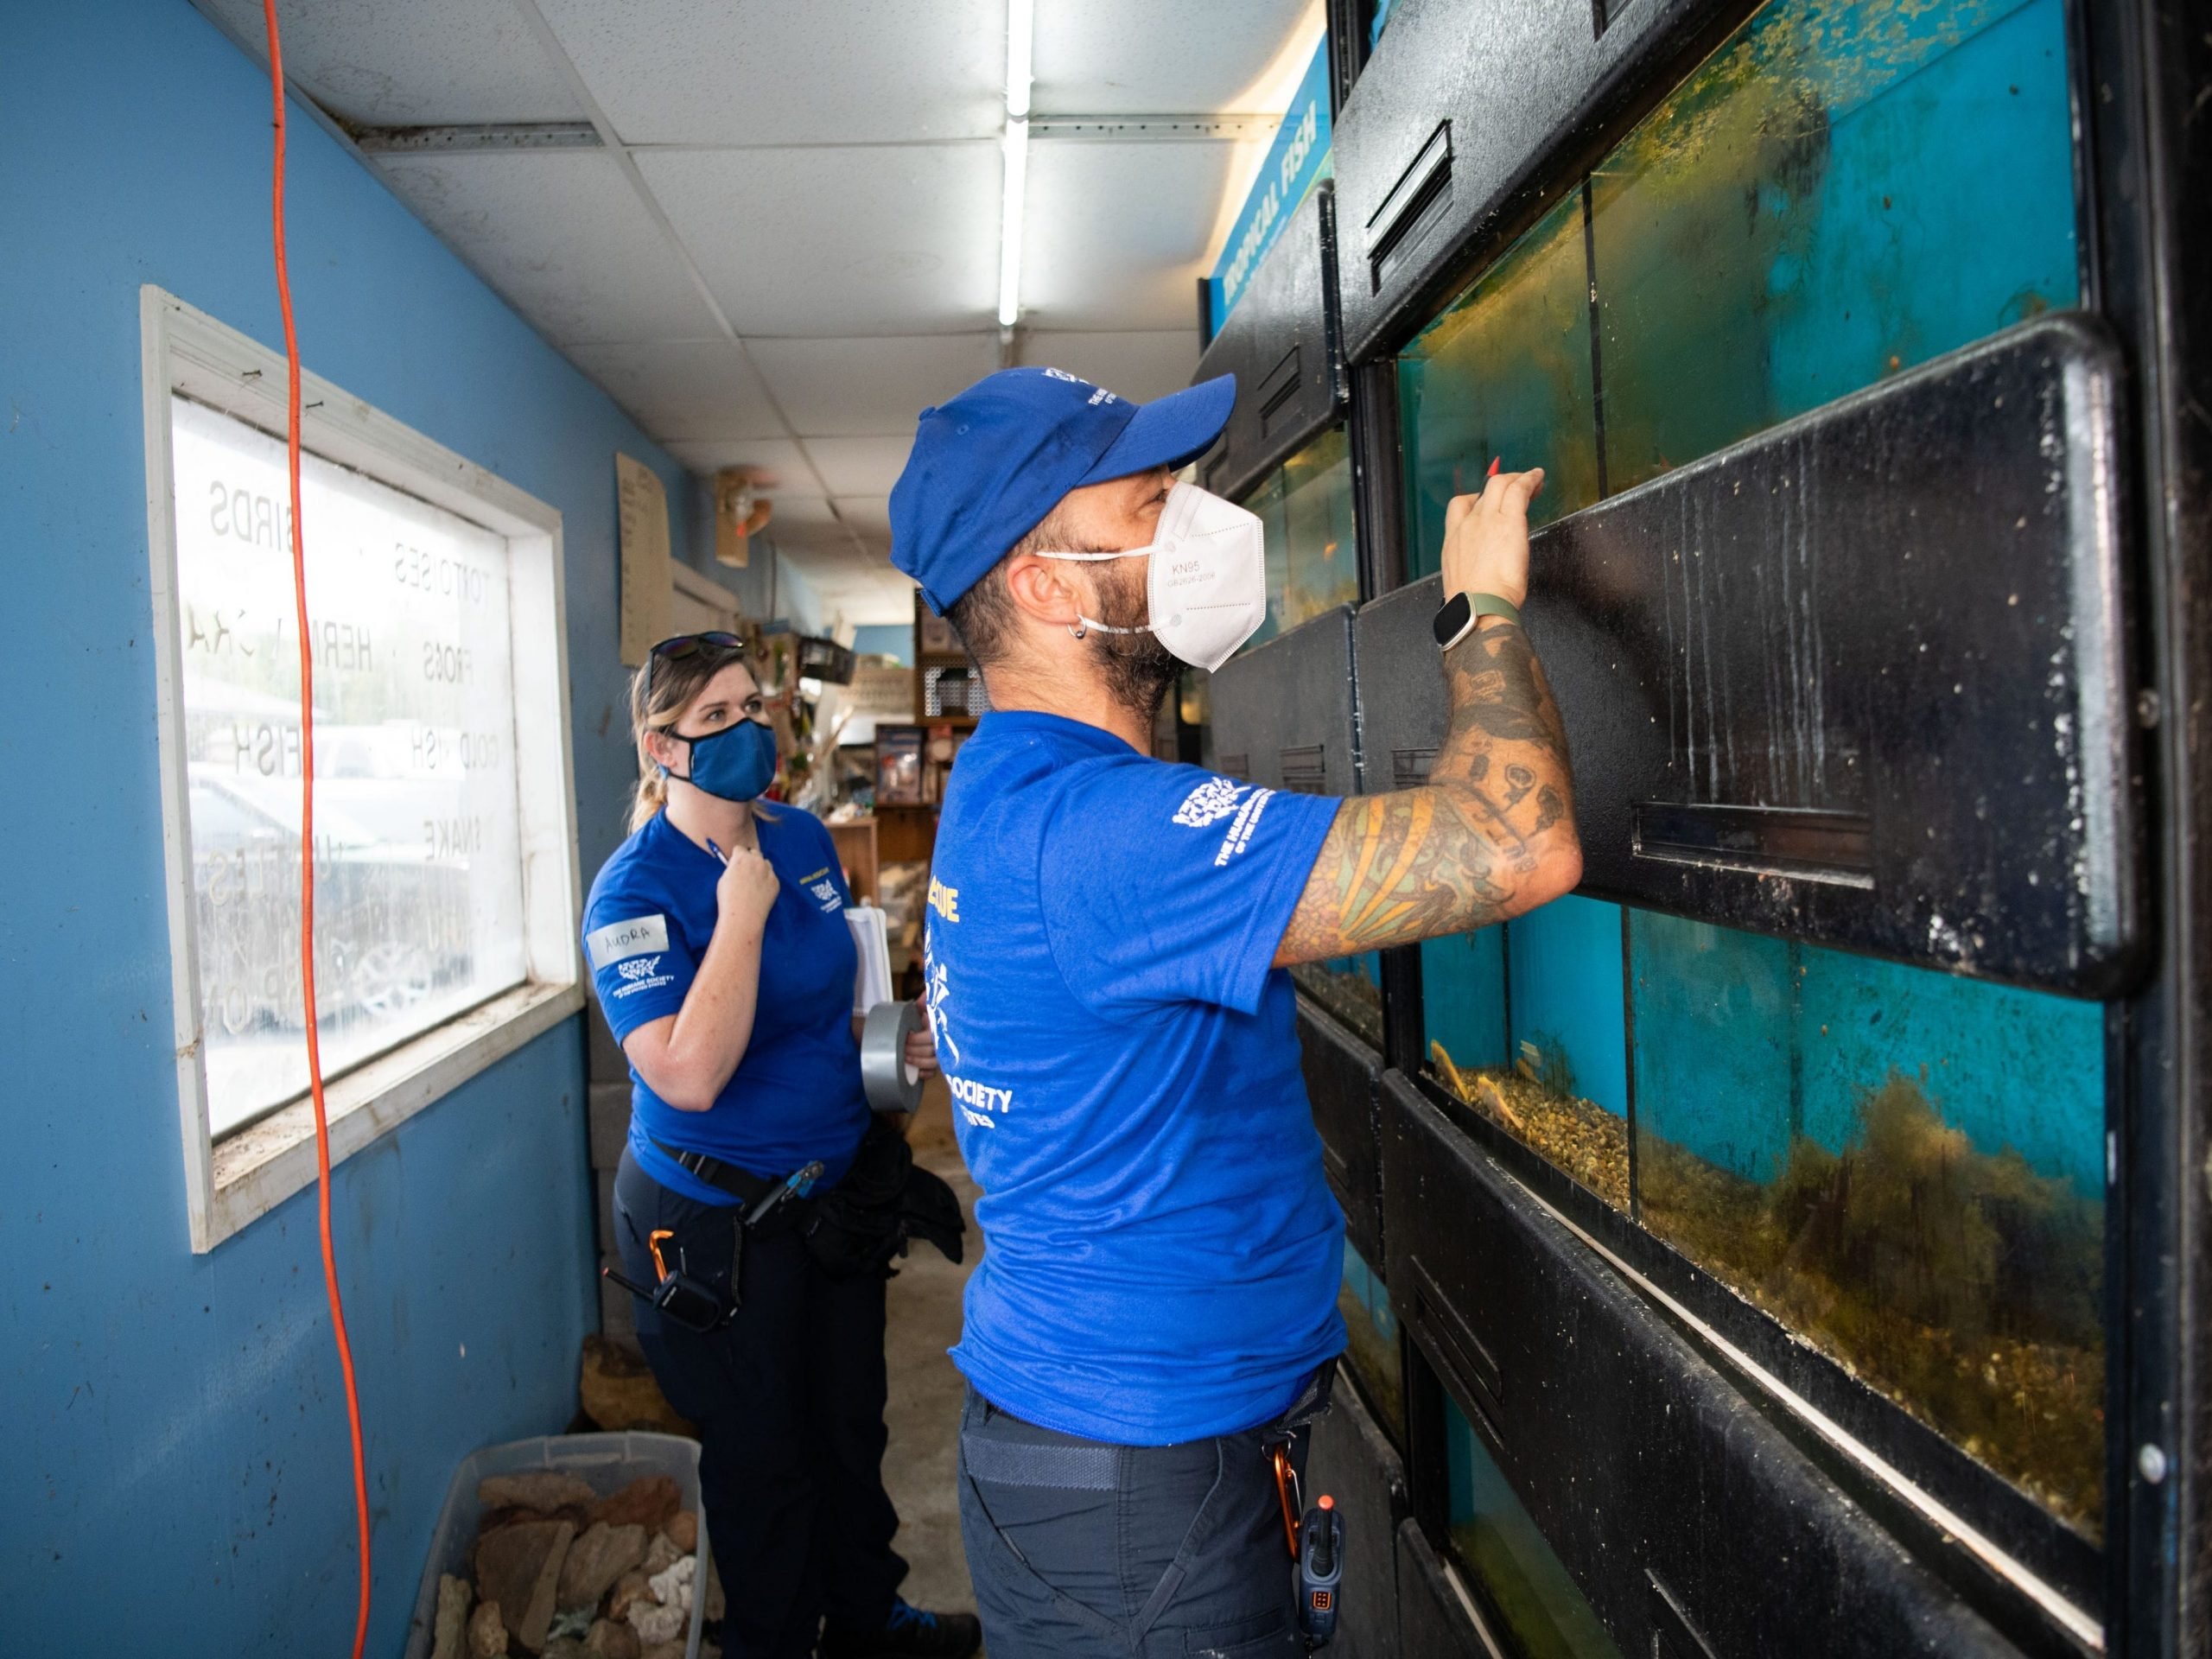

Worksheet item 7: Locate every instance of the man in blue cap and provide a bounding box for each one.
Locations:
[890,366,1580,1656]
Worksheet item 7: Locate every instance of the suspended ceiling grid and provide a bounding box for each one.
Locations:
[194,0,1319,625]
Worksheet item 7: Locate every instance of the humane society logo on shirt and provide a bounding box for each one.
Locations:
[1171,774,1277,867]
[588,915,678,999]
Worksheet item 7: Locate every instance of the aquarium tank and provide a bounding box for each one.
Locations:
[1397,0,2101,1539]
[1339,1241,1403,1443]
[1243,425,1358,650]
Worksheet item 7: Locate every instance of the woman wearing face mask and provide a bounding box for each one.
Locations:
[582,632,980,1659]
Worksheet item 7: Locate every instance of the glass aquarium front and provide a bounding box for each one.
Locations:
[1589,0,2079,492]
[1416,897,2108,1537]
[1395,0,2079,568]
[1245,425,1359,650]
[1629,914,2107,1536]
[1339,1242,1403,1443]
[1446,1398,1623,1658]
[1391,0,2100,1541]
[1293,951,1383,1052]
[1399,189,1599,580]
[1423,897,1630,1213]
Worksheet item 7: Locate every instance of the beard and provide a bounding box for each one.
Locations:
[1090,557,1180,725]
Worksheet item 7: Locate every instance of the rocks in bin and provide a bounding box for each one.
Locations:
[480,1472,600,1513]
[475,1517,575,1653]
[558,1522,648,1611]
[629,1552,693,1645]
[432,1573,474,1659]
[590,1472,682,1532]
[468,1600,509,1657]
[584,1618,641,1659]
[607,1570,654,1623]
[452,1472,699,1658]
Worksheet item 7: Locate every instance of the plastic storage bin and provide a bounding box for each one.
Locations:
[404,1430,709,1659]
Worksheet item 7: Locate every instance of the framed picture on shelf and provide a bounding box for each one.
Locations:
[918,605,962,657]
[875,724,925,805]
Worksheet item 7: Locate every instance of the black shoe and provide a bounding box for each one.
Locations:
[818,1598,982,1658]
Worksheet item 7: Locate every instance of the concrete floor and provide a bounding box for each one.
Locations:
[880,1077,985,1628]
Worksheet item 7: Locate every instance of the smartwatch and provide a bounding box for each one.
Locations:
[1432,590,1522,651]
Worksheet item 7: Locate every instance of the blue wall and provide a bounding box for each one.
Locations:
[1,4,701,1650]
[850,623,914,664]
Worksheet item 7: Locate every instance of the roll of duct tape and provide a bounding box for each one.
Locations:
[860,999,925,1113]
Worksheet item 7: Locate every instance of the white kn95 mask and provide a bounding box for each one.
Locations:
[1033,481,1268,674]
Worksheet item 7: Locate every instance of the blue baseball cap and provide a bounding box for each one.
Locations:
[890,366,1236,614]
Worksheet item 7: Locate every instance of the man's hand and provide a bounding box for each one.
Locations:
[1275,465,1580,966]
[1441,465,1543,608]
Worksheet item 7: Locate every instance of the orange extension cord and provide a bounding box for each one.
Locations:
[262,4,374,1652]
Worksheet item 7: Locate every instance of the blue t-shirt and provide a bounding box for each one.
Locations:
[583,806,868,1204]
[927,709,1346,1443]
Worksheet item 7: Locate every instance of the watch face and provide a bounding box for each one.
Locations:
[1432,591,1472,645]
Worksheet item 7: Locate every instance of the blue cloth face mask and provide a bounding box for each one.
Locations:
[665,718,778,803]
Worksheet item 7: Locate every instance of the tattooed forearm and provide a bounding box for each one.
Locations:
[1276,620,1580,966]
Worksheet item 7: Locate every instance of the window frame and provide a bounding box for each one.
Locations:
[139,286,585,1253]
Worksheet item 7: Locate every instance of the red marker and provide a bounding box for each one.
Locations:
[1487,455,1502,478]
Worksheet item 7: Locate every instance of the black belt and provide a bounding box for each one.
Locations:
[649,1137,786,1208]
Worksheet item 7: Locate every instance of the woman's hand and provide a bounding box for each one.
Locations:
[715,842,779,938]
[904,1000,941,1078]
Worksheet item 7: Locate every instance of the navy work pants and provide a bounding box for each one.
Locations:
[613,1147,908,1658]
[956,1375,1331,1658]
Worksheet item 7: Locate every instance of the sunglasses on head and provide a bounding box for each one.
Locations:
[647,631,746,690]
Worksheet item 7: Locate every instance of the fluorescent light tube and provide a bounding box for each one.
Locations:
[998,119,1028,328]
[998,0,1035,328]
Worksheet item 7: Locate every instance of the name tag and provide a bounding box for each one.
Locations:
[587,913,670,969]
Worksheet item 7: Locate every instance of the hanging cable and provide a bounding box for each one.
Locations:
[261,4,373,1653]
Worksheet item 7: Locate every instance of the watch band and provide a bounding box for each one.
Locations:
[1433,590,1522,652]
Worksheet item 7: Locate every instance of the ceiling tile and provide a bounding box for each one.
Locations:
[832,497,895,542]
[665,438,813,483]
[638,146,1001,336]
[1020,330,1200,404]
[195,0,586,126]
[748,335,1002,438]
[563,339,786,442]
[763,493,841,531]
[804,440,914,499]
[1033,0,1314,115]
[537,0,1003,147]
[1022,141,1236,331]
[376,150,721,346]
